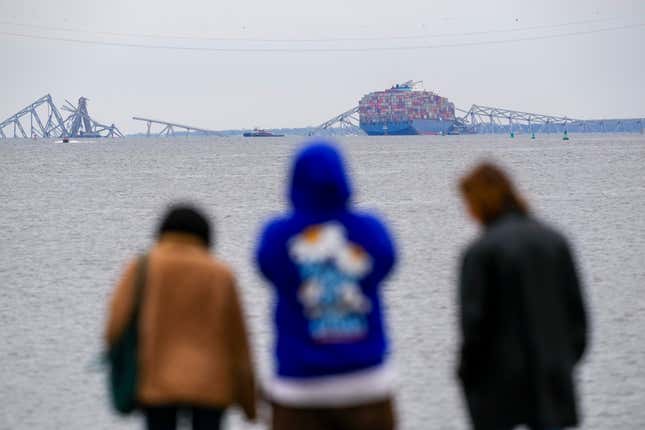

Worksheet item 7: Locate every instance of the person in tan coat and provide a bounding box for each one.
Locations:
[105,205,256,430]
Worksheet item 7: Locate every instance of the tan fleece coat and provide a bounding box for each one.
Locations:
[105,233,256,419]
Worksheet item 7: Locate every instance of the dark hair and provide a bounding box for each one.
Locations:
[459,162,529,225]
[157,204,212,247]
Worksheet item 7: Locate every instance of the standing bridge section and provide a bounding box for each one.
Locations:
[132,117,223,137]
[0,94,67,138]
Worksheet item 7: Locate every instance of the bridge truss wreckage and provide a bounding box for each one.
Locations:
[456,105,644,135]
[315,103,644,136]
[312,106,362,135]
[132,117,223,137]
[0,94,122,139]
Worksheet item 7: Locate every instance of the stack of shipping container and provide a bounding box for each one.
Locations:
[359,89,455,124]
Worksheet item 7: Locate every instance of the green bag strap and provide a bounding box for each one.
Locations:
[131,254,149,321]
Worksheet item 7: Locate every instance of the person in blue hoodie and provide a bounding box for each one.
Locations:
[256,140,397,430]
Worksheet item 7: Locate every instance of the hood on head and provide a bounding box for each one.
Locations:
[289,140,352,212]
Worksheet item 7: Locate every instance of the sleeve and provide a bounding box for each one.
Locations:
[255,220,299,289]
[362,215,397,287]
[226,276,257,421]
[560,241,588,363]
[104,259,138,346]
[255,221,280,283]
[457,245,489,384]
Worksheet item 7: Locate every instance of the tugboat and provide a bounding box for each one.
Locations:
[243,128,284,137]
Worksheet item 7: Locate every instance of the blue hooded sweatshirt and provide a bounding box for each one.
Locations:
[256,141,396,379]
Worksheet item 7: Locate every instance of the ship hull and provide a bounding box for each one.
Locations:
[360,119,455,136]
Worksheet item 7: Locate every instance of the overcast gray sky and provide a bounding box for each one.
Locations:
[0,0,643,133]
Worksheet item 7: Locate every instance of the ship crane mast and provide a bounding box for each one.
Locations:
[401,80,423,89]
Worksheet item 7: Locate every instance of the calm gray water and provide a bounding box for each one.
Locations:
[1,134,644,429]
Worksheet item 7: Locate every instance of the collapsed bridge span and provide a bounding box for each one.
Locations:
[0,95,122,139]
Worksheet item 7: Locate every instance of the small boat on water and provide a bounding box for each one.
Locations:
[243,128,284,137]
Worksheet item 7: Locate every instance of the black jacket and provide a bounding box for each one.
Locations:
[458,213,588,430]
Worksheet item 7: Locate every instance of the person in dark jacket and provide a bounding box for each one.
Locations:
[256,141,397,430]
[457,162,588,430]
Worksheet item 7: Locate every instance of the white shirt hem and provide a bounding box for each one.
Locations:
[263,362,396,407]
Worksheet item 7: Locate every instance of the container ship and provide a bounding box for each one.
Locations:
[359,81,456,135]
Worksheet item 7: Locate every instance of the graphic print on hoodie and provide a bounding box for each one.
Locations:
[256,141,396,378]
[289,222,373,343]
